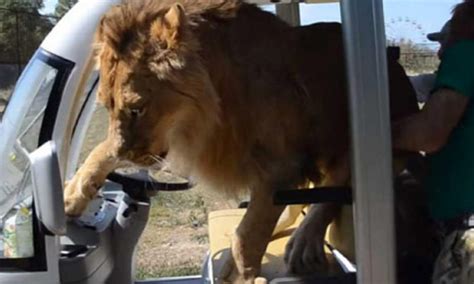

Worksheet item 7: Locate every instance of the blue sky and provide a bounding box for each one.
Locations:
[42,0,461,46]
[43,0,56,13]
[297,0,459,46]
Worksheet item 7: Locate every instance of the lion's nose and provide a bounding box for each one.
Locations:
[115,144,131,159]
[115,140,140,159]
[124,147,150,162]
[124,151,136,161]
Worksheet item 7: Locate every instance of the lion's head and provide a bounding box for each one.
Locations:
[94,1,227,172]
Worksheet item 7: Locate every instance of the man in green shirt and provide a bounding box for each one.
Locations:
[393,0,474,282]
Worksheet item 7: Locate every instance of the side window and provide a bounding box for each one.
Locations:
[17,69,57,152]
[0,59,60,259]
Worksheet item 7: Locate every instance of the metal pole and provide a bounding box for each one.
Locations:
[276,2,301,26]
[340,0,396,283]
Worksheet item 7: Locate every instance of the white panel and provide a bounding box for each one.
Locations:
[340,0,396,283]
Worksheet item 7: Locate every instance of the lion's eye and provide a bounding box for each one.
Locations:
[128,107,145,117]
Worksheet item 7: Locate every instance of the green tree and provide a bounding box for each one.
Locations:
[388,38,439,74]
[0,0,55,65]
[54,0,78,19]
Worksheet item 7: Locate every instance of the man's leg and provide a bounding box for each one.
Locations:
[433,227,474,284]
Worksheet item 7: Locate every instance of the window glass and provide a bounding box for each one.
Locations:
[78,103,108,167]
[0,59,58,259]
[17,69,57,152]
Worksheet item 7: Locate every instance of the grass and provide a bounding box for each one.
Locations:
[149,190,208,227]
[134,187,231,280]
[136,264,202,280]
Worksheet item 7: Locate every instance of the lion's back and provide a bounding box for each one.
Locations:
[291,22,419,152]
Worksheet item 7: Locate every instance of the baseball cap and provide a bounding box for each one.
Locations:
[427,20,451,42]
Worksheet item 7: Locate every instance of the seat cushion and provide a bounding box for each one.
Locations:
[208,206,355,281]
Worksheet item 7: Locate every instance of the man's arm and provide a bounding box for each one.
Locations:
[393,88,469,153]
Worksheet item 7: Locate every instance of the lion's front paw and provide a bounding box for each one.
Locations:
[218,250,258,284]
[284,224,328,275]
[63,177,96,217]
[218,258,242,283]
[217,232,264,284]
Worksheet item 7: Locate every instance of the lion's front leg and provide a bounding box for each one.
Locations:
[64,139,119,217]
[220,187,285,283]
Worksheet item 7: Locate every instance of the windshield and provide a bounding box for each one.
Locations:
[0,57,59,259]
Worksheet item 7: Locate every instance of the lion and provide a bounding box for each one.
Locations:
[64,0,430,282]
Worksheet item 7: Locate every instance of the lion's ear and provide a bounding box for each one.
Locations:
[150,4,186,49]
[164,3,185,31]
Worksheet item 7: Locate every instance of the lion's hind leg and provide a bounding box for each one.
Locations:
[284,155,350,275]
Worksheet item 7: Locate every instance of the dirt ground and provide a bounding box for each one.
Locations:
[134,185,236,280]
